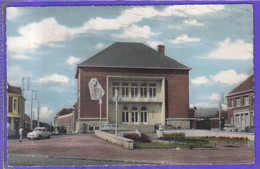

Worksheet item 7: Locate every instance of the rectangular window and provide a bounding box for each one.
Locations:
[131,83,138,98]
[230,99,233,108]
[95,126,99,130]
[149,84,156,98]
[89,127,93,131]
[112,82,120,97]
[122,83,129,98]
[244,96,249,105]
[8,96,13,112]
[140,83,147,98]
[235,98,241,107]
[14,99,17,111]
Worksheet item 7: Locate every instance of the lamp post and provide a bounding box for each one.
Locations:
[21,77,30,129]
[30,90,37,130]
[115,89,119,136]
[219,100,222,131]
[99,94,102,131]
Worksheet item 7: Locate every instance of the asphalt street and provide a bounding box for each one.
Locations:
[8,154,146,166]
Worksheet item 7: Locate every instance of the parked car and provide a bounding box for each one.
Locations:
[245,126,255,133]
[27,127,51,140]
[223,125,237,132]
[101,124,128,131]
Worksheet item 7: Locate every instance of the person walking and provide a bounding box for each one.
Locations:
[19,127,23,142]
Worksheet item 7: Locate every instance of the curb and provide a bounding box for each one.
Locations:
[8,153,160,165]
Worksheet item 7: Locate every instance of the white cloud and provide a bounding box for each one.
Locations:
[205,38,253,60]
[210,69,248,85]
[190,102,218,108]
[7,65,32,86]
[169,34,201,44]
[112,25,158,39]
[37,74,69,84]
[7,7,22,21]
[7,18,74,54]
[146,40,164,49]
[160,5,225,17]
[8,5,224,54]
[95,43,105,50]
[191,76,209,85]
[66,56,80,65]
[192,70,249,86]
[183,19,203,26]
[209,93,220,101]
[39,107,54,122]
[9,54,30,60]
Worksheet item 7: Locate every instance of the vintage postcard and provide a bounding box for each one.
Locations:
[2,1,259,168]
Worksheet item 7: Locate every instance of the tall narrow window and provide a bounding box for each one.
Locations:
[230,99,233,108]
[236,98,241,107]
[112,82,120,97]
[122,107,129,123]
[8,96,13,112]
[141,107,147,123]
[244,96,249,105]
[131,83,138,98]
[140,83,147,98]
[131,107,138,123]
[122,83,129,98]
[14,99,17,111]
[149,84,156,98]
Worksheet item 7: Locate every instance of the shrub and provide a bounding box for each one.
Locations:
[123,133,151,142]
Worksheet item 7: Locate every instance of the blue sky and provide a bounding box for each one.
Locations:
[6,5,253,123]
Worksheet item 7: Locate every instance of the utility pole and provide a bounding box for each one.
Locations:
[219,100,222,131]
[21,77,30,129]
[37,100,40,127]
[30,90,37,130]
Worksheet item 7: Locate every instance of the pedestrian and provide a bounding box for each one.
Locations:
[19,127,23,142]
[159,123,163,131]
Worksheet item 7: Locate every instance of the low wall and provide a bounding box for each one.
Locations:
[95,130,134,150]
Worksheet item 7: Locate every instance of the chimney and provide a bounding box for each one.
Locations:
[158,45,165,55]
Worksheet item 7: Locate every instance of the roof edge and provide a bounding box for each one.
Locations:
[77,65,191,70]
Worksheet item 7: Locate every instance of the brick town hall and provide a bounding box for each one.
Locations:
[72,42,193,133]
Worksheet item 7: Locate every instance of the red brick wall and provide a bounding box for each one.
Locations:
[78,67,189,119]
[56,115,73,126]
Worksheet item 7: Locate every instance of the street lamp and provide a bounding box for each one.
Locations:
[30,90,37,130]
[114,89,119,136]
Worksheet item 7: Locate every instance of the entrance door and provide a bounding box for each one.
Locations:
[131,107,138,123]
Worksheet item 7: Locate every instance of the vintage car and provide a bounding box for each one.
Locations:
[27,127,51,140]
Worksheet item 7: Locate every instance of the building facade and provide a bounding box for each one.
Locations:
[7,84,25,136]
[54,108,74,134]
[226,75,254,131]
[75,42,191,133]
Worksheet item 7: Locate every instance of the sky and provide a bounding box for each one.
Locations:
[6,4,254,124]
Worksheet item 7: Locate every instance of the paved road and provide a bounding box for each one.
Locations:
[8,134,254,164]
[8,154,146,166]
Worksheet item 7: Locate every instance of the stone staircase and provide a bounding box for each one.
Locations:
[121,124,158,140]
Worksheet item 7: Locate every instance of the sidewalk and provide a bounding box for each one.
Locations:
[7,134,254,164]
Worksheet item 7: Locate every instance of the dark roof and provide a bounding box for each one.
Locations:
[194,108,218,118]
[77,42,190,77]
[228,75,254,95]
[7,83,22,95]
[56,108,74,116]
